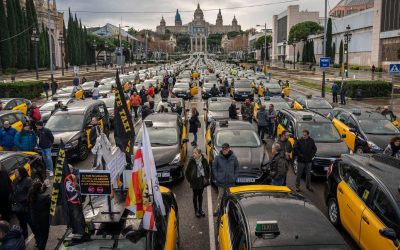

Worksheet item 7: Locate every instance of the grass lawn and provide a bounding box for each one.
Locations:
[293,80,332,94]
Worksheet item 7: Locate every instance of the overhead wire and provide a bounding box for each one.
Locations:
[0,23,36,43]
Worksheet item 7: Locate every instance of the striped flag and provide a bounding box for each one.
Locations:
[125,148,147,218]
[143,203,156,231]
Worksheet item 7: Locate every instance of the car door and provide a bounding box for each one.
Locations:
[286,121,295,158]
[6,113,23,132]
[14,99,28,115]
[337,164,373,245]
[98,104,109,136]
[332,112,356,151]
[2,156,27,181]
[218,202,232,250]
[276,112,289,137]
[177,118,186,163]
[360,187,400,250]
[84,109,93,148]
[293,97,304,110]
[164,195,179,250]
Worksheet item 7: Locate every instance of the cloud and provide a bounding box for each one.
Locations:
[56,0,341,30]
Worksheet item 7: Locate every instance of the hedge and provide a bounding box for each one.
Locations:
[334,80,392,98]
[0,81,43,99]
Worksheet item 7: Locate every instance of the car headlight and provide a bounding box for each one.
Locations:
[65,140,79,149]
[170,153,181,165]
[367,141,381,151]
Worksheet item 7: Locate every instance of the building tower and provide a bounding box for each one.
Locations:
[175,9,182,26]
[194,3,204,20]
[160,16,166,27]
[216,9,223,26]
[232,15,238,26]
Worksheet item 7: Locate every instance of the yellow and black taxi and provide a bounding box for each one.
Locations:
[156,98,187,120]
[0,151,45,182]
[0,98,31,115]
[204,97,232,126]
[135,113,189,183]
[328,108,400,153]
[253,96,290,122]
[217,185,348,250]
[58,186,179,250]
[172,81,199,100]
[292,95,333,116]
[53,85,84,100]
[230,79,254,101]
[325,154,400,250]
[0,110,27,132]
[45,100,110,161]
[206,120,269,184]
[263,82,283,97]
[276,109,349,176]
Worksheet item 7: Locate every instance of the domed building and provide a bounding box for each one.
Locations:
[156,3,241,52]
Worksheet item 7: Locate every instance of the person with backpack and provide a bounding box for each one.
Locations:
[29,103,41,130]
[14,123,37,152]
[241,99,253,123]
[189,107,200,146]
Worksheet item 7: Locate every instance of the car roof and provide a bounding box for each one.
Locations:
[0,98,26,104]
[215,120,255,131]
[338,108,389,120]
[342,154,400,206]
[0,151,33,159]
[208,97,231,103]
[53,100,104,115]
[281,109,329,123]
[144,113,178,127]
[233,190,346,248]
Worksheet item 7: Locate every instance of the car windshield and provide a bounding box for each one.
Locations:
[61,238,146,250]
[235,82,251,88]
[45,114,84,132]
[57,86,74,94]
[297,122,341,142]
[102,98,115,108]
[265,84,281,89]
[262,102,290,111]
[39,102,57,111]
[135,127,178,146]
[174,83,189,89]
[359,119,399,134]
[204,83,216,89]
[216,130,260,147]
[208,102,231,111]
[307,99,332,109]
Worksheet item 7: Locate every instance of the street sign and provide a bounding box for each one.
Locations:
[389,64,400,74]
[320,57,330,68]
[79,170,112,196]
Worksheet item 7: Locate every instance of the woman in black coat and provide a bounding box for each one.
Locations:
[0,167,12,222]
[189,107,200,146]
[185,148,210,217]
[28,181,50,250]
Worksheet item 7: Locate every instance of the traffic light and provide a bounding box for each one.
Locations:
[344,44,348,54]
[344,62,348,74]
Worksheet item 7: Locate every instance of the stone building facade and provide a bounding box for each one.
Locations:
[329,0,374,18]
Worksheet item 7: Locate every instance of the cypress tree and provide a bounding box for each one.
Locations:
[310,40,315,63]
[15,0,28,69]
[74,14,81,65]
[80,20,86,65]
[6,0,17,67]
[0,1,12,69]
[67,9,74,65]
[331,42,336,64]
[339,40,344,65]
[302,41,306,63]
[63,20,68,68]
[326,18,332,57]
[26,0,39,69]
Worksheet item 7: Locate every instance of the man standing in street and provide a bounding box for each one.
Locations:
[50,80,58,96]
[0,121,17,151]
[212,143,239,216]
[161,86,169,100]
[267,104,277,138]
[241,99,253,123]
[89,117,101,169]
[139,86,147,106]
[331,82,340,104]
[36,121,54,177]
[0,221,25,250]
[269,143,289,186]
[256,104,268,139]
[277,130,293,185]
[14,123,37,152]
[210,84,220,97]
[130,92,141,119]
[228,102,238,120]
[42,82,50,100]
[293,130,317,192]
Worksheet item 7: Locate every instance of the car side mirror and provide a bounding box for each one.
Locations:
[379,228,399,247]
[182,138,189,144]
[341,134,347,139]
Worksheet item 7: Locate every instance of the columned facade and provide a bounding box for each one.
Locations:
[190,35,208,53]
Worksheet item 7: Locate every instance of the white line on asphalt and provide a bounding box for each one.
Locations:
[207,186,216,250]
[25,233,34,245]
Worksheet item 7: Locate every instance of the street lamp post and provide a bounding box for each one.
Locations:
[283,39,287,68]
[344,25,352,78]
[47,0,54,82]
[58,33,64,76]
[292,37,297,70]
[257,23,267,75]
[104,43,108,67]
[31,28,39,80]
[92,40,97,71]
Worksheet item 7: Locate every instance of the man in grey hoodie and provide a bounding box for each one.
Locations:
[212,143,239,216]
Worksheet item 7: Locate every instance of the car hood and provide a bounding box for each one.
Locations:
[235,88,252,93]
[53,93,71,99]
[216,146,266,170]
[40,112,51,122]
[315,141,349,158]
[134,145,179,167]
[267,88,281,93]
[209,110,229,120]
[52,131,81,144]
[309,108,333,116]
[364,133,399,150]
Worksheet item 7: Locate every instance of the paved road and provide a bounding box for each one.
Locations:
[27,84,361,250]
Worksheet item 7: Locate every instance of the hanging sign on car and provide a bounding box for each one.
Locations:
[79,170,112,195]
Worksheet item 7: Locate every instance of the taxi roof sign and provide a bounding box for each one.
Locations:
[255,220,280,238]
[219,120,229,127]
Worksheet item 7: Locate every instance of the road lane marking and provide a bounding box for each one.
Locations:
[207,185,216,250]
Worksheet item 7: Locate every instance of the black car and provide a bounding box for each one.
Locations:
[276,109,350,177]
[45,100,110,161]
[39,98,75,123]
[230,80,254,101]
[202,82,219,99]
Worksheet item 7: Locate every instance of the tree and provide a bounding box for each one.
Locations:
[6,0,17,67]
[0,1,12,69]
[297,50,300,62]
[254,35,272,49]
[288,21,323,44]
[26,0,39,69]
[331,42,336,64]
[15,0,28,69]
[127,27,138,36]
[326,18,332,57]
[339,40,344,65]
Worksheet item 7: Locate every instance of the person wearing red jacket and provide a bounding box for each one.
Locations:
[130,92,141,119]
[147,85,155,98]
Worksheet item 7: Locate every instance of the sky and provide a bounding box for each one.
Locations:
[56,0,341,31]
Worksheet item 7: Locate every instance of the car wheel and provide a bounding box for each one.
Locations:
[78,142,89,161]
[293,159,298,175]
[355,146,364,154]
[328,197,341,227]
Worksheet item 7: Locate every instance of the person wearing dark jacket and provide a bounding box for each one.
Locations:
[0,121,17,151]
[293,130,317,192]
[0,168,12,222]
[141,103,152,120]
[210,84,220,97]
[228,102,238,120]
[36,121,54,176]
[277,130,293,160]
[14,123,37,152]
[269,143,289,186]
[12,167,33,239]
[241,99,253,123]
[256,104,268,139]
[185,148,210,217]
[0,221,25,250]
[331,82,340,103]
[383,136,400,159]
[139,86,147,105]
[28,181,51,250]
[172,102,183,116]
[42,82,50,100]
[189,108,200,146]
[212,143,239,216]
[89,117,101,168]
[160,86,169,99]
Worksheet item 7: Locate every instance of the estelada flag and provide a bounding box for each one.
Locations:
[125,148,148,218]
[113,69,135,157]
[143,203,156,231]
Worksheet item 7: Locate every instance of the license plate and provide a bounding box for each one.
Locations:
[157,172,170,178]
[242,95,248,97]
[51,152,58,157]
[324,166,329,171]
[237,177,255,183]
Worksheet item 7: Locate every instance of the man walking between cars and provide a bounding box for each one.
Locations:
[293,130,317,192]
[212,143,239,216]
[269,143,289,186]
[241,99,253,124]
[331,82,340,104]
[267,104,276,138]
[277,130,293,185]
[36,121,54,177]
[130,92,141,119]
[256,104,268,139]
